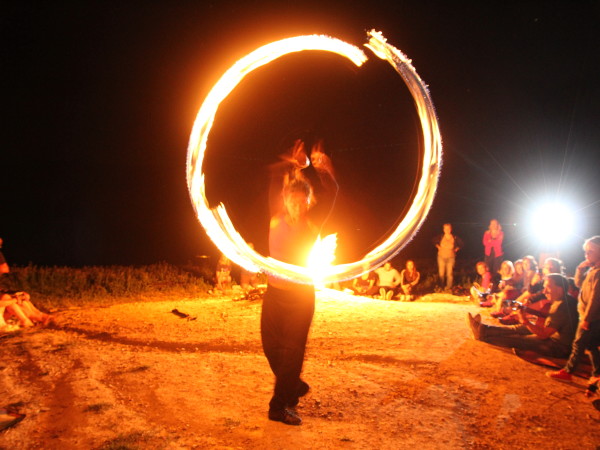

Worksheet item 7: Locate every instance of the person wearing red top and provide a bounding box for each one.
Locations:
[482,219,504,276]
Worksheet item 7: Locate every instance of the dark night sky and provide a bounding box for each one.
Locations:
[2,1,599,273]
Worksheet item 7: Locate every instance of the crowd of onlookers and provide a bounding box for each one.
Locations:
[466,234,600,395]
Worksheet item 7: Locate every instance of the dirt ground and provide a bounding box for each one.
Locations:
[1,290,599,450]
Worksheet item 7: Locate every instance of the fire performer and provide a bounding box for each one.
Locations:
[262,138,338,426]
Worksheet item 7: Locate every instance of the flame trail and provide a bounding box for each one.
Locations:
[187,31,442,285]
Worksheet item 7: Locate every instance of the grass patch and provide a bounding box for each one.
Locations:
[1,262,211,310]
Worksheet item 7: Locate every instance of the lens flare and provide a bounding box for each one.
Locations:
[187,30,442,284]
[530,202,576,244]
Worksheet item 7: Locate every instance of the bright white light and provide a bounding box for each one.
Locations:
[530,202,575,244]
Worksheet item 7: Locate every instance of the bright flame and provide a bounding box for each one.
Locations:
[307,234,338,285]
[187,31,442,286]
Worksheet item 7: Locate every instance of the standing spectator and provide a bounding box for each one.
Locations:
[399,260,420,300]
[215,254,232,293]
[375,261,401,300]
[0,238,9,274]
[547,236,600,384]
[433,223,463,291]
[483,219,504,276]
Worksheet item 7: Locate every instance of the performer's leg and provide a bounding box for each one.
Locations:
[269,287,315,411]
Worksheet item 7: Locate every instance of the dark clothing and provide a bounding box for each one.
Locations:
[261,284,315,410]
[565,320,600,377]
[353,272,378,296]
[484,330,570,358]
[264,214,317,411]
[262,150,337,414]
[565,266,600,376]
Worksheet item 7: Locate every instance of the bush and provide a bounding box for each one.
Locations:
[0,262,211,310]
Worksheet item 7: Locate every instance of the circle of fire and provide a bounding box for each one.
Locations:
[187,30,442,284]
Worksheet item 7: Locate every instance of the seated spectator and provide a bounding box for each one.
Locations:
[375,261,401,300]
[0,238,8,274]
[399,260,420,300]
[512,259,525,292]
[481,260,519,308]
[520,255,544,297]
[1,291,53,330]
[493,257,567,325]
[467,273,578,358]
[470,261,492,302]
[352,264,378,297]
[215,254,232,293]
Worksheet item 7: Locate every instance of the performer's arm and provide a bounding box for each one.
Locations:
[309,141,338,227]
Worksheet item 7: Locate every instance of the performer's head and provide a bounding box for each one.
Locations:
[283,178,313,223]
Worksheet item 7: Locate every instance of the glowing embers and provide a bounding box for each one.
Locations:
[187,31,442,285]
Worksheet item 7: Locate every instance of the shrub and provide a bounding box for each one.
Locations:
[0,262,211,310]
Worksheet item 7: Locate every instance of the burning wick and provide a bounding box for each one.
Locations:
[307,234,338,285]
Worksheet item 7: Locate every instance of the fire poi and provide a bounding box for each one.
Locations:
[186,30,442,284]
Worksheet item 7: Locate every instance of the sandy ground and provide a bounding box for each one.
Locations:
[1,291,599,450]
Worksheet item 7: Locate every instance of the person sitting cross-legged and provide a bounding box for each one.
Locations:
[399,260,420,300]
[375,261,401,300]
[351,263,379,297]
[470,261,492,302]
